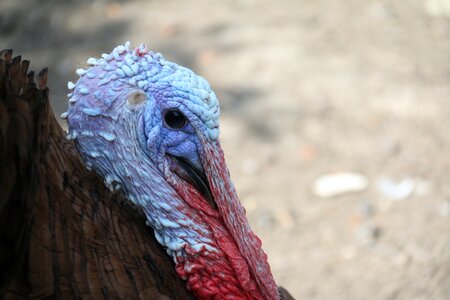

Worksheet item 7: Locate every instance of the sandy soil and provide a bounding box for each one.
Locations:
[1,0,450,299]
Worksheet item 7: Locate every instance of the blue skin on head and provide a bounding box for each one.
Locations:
[67,42,220,197]
[140,95,204,172]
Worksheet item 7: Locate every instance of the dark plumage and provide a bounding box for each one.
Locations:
[0,50,194,299]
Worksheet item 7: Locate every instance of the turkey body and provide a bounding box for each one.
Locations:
[0,50,194,299]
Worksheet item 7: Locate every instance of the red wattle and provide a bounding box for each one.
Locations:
[171,182,262,300]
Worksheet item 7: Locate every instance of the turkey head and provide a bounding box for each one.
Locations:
[66,42,280,300]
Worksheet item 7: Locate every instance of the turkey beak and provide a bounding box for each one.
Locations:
[168,155,217,210]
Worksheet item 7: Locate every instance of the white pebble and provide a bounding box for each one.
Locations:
[377,177,415,200]
[313,172,369,198]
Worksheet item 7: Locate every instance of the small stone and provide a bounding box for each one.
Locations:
[355,223,380,246]
[313,172,369,198]
[377,177,415,200]
[358,201,375,218]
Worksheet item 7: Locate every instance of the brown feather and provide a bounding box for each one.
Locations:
[0,50,194,300]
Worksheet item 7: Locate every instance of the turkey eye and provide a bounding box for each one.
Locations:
[164,109,186,129]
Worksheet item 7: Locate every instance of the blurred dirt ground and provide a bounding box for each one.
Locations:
[1,0,450,299]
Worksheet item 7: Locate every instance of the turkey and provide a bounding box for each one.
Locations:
[0,45,294,300]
